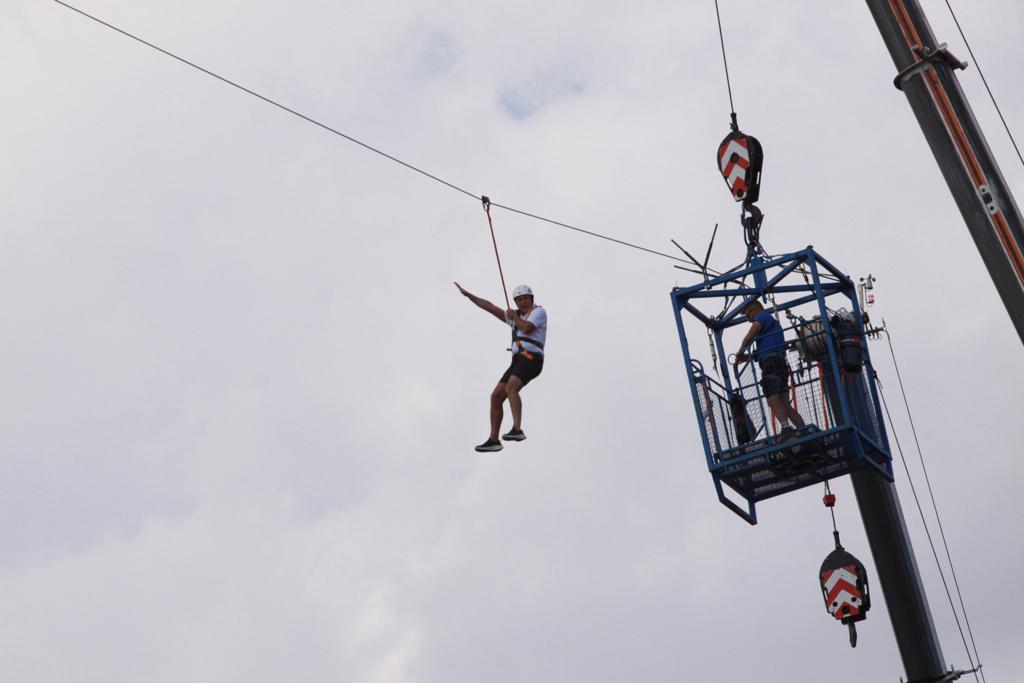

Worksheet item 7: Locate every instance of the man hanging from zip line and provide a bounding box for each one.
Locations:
[454,281,547,452]
[735,299,805,435]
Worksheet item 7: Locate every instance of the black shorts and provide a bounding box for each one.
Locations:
[758,353,791,397]
[500,352,544,387]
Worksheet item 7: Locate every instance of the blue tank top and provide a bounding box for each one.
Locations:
[753,311,786,360]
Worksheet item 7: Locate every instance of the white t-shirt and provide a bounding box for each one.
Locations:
[506,305,547,355]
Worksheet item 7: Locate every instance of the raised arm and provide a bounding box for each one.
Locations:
[454,282,505,322]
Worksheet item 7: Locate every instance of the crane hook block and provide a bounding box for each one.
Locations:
[819,541,871,647]
[717,129,763,204]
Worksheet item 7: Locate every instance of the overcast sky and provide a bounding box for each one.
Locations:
[3,1,1023,681]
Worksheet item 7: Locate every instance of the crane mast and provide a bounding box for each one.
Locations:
[865,0,1024,344]
[675,3,1015,679]
[820,1,1016,678]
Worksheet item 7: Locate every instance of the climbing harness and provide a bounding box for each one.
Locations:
[512,332,544,350]
[512,326,545,360]
[818,482,872,648]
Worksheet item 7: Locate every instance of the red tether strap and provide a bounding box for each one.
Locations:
[481,196,511,310]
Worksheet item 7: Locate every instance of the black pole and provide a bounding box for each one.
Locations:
[864,0,1024,345]
[850,470,945,682]
[819,363,945,680]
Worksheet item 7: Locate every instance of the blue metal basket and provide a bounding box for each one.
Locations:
[671,247,893,524]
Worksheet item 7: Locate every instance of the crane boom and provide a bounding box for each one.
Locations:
[865,0,1024,345]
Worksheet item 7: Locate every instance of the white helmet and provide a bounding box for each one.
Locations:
[512,284,534,298]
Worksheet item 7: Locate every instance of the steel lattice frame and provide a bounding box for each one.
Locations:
[670,246,894,523]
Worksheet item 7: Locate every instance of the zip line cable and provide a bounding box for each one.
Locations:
[51,0,478,202]
[490,202,718,277]
[875,373,981,683]
[52,0,697,271]
[881,324,986,683]
[944,0,1024,171]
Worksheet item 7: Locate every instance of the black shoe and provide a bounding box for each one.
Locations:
[502,428,527,442]
[475,439,503,452]
[778,426,804,456]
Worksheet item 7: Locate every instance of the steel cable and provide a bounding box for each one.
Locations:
[875,372,981,683]
[881,325,985,682]
[52,0,695,268]
[944,0,1024,172]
